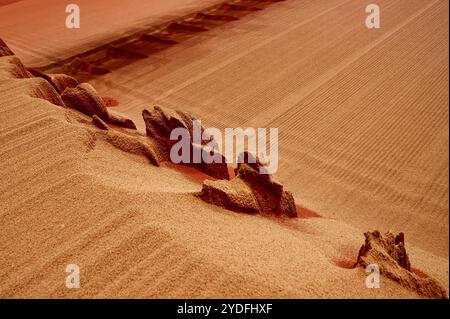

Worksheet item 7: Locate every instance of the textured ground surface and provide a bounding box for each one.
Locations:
[86,0,448,257]
[0,0,448,298]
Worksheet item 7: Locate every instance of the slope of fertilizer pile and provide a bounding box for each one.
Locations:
[0,0,448,299]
